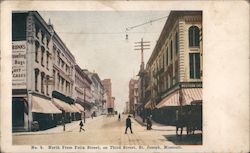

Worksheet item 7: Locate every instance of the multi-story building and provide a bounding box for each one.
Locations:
[12,11,82,131]
[128,79,138,114]
[101,79,114,113]
[141,11,203,125]
[83,70,105,116]
[73,65,92,119]
[12,11,61,131]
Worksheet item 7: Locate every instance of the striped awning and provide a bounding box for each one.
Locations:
[156,91,180,108]
[156,88,202,108]
[144,100,152,109]
[53,98,77,113]
[182,88,202,105]
[75,103,85,112]
[32,96,62,114]
[70,104,81,113]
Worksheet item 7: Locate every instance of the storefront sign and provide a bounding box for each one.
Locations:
[12,41,27,89]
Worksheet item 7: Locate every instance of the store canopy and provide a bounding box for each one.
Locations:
[182,88,202,105]
[75,103,85,112]
[144,100,152,109]
[32,96,62,114]
[70,104,81,113]
[53,98,77,113]
[156,92,180,108]
[156,88,202,108]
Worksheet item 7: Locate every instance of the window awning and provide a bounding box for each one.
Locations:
[75,103,85,112]
[182,88,202,105]
[144,100,152,109]
[53,98,76,113]
[156,92,180,108]
[156,88,202,108]
[70,104,81,113]
[32,96,62,114]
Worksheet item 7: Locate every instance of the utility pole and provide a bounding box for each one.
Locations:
[134,38,150,123]
[134,38,150,71]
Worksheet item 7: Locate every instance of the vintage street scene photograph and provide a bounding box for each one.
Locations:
[12,10,203,146]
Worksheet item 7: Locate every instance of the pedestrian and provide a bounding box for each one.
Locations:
[125,115,133,134]
[62,116,65,131]
[146,117,152,130]
[118,113,121,121]
[79,120,85,132]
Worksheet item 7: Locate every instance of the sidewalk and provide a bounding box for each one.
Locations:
[13,115,105,136]
[134,115,176,132]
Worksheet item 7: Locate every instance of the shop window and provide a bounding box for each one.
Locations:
[189,26,200,47]
[189,53,201,79]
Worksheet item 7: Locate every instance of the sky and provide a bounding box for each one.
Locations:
[39,11,170,112]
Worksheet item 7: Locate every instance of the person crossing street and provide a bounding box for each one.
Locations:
[125,115,133,134]
[79,120,85,132]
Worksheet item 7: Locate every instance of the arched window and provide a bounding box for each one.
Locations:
[189,26,200,47]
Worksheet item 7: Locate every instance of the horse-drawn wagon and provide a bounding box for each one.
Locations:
[176,100,202,136]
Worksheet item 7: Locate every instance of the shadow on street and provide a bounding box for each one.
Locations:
[163,133,202,145]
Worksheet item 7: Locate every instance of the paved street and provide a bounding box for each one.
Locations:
[13,115,202,145]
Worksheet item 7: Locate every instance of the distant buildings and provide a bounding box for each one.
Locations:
[101,79,115,113]
[12,11,106,132]
[137,11,203,125]
[128,79,138,114]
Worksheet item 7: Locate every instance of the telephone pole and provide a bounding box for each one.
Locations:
[134,38,150,71]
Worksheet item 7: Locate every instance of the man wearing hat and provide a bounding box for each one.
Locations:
[125,115,133,134]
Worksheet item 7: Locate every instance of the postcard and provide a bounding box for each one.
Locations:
[0,1,249,153]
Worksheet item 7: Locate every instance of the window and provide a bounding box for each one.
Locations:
[41,72,45,94]
[46,75,49,96]
[34,69,39,91]
[53,70,56,90]
[57,73,60,90]
[175,32,179,54]
[35,25,39,38]
[170,41,173,60]
[41,47,45,67]
[46,52,49,69]
[57,51,60,65]
[41,31,45,44]
[175,63,178,83]
[166,47,168,65]
[189,53,201,79]
[189,26,200,47]
[162,55,164,69]
[35,41,39,63]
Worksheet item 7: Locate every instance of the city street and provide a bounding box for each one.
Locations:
[13,115,201,145]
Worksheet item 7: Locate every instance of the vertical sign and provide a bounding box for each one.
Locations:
[12,41,27,89]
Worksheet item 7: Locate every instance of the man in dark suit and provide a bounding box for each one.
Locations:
[125,115,133,134]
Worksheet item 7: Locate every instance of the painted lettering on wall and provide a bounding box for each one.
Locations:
[12,41,27,89]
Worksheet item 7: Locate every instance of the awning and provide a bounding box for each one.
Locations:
[156,91,180,108]
[70,104,81,113]
[32,96,62,114]
[75,103,85,112]
[182,88,202,105]
[156,88,202,108]
[53,98,76,113]
[144,100,152,109]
